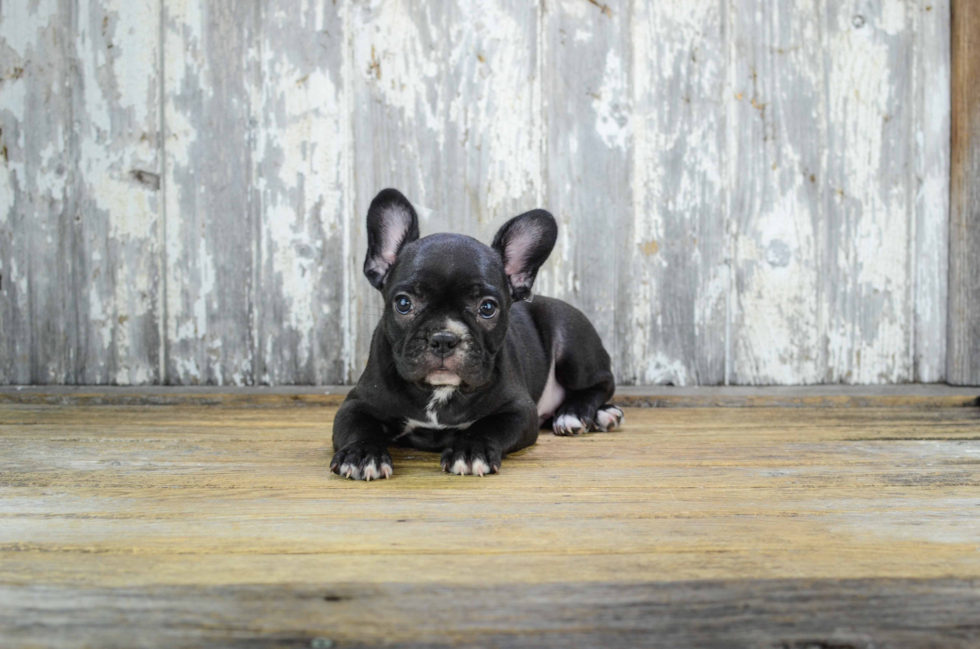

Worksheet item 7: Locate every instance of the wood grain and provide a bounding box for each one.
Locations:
[2,579,979,648]
[1,402,979,645]
[539,0,632,380]
[626,1,728,386]
[252,0,349,385]
[162,0,258,385]
[1,385,978,408]
[730,0,827,384]
[0,2,955,386]
[915,0,951,383]
[949,0,980,385]
[1,0,83,383]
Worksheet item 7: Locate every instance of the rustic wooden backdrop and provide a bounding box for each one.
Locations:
[0,0,962,386]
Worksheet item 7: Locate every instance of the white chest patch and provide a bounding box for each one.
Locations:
[399,386,474,435]
[536,359,565,419]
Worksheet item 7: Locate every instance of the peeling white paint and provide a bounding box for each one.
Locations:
[258,38,345,373]
[0,0,953,387]
[0,156,16,225]
[592,50,630,151]
[0,0,60,57]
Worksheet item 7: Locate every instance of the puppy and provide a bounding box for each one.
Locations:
[331,188,623,480]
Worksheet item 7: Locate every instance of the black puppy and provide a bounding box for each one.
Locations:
[331,189,623,480]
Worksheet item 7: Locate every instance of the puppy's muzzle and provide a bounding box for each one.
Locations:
[429,331,460,357]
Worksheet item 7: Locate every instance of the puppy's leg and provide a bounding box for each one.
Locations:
[441,406,538,476]
[330,398,393,481]
[551,331,620,436]
[552,379,619,436]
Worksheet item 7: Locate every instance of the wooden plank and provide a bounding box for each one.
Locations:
[72,0,163,384]
[729,0,828,384]
[1,405,978,582]
[0,1,78,383]
[537,0,632,380]
[1,579,979,648]
[348,0,543,378]
[949,0,980,385]
[627,1,728,386]
[2,403,979,644]
[914,0,950,382]
[730,1,923,385]
[252,0,349,385]
[162,0,258,384]
[0,385,977,408]
[822,1,917,383]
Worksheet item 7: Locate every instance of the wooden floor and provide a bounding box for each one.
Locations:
[2,395,980,647]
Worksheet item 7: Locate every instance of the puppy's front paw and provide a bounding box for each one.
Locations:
[330,443,393,481]
[440,438,501,477]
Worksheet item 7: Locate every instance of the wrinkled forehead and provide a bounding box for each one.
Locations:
[389,233,505,296]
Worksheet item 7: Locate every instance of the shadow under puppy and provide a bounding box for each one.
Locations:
[331,189,623,480]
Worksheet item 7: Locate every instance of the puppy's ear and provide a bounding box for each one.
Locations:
[364,188,420,290]
[491,209,558,300]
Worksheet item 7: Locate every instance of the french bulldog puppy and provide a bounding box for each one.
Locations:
[331,188,623,480]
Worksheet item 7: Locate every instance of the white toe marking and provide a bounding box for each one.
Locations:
[451,458,470,475]
[595,408,621,431]
[340,463,357,480]
[553,414,583,435]
[471,458,490,477]
[362,461,379,481]
[380,462,393,479]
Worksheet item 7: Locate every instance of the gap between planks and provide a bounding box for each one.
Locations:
[0,385,977,408]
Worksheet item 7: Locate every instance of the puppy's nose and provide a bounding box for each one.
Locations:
[429,331,460,356]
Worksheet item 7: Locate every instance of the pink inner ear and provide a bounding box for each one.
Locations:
[503,221,542,279]
[380,208,410,262]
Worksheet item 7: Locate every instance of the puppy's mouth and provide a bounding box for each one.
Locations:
[425,369,462,387]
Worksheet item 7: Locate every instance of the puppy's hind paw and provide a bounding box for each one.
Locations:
[553,413,588,436]
[595,405,624,432]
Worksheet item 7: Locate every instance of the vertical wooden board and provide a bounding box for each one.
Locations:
[253,1,348,385]
[349,0,542,379]
[913,0,949,383]
[0,0,77,384]
[822,1,915,384]
[536,0,630,382]
[627,1,728,385]
[72,0,162,384]
[949,0,980,385]
[730,0,828,385]
[163,0,258,384]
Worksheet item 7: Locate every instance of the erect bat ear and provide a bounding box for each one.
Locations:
[491,209,558,301]
[363,188,420,290]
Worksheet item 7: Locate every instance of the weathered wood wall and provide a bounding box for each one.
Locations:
[0,0,955,386]
[949,0,980,386]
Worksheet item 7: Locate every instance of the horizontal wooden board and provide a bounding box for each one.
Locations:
[2,579,979,648]
[2,402,979,645]
[0,386,977,408]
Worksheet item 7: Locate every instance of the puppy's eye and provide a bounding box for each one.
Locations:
[478,299,497,319]
[394,295,413,315]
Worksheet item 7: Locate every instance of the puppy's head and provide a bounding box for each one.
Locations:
[364,188,557,390]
